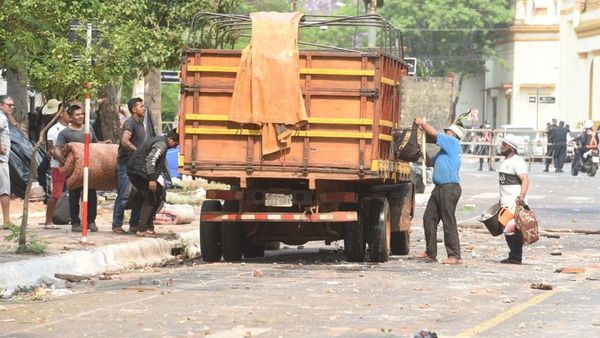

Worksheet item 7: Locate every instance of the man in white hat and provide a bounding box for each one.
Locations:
[414,117,464,265]
[42,99,61,116]
[497,133,529,264]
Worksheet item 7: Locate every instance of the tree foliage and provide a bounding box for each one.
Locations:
[379,0,514,77]
[0,0,243,101]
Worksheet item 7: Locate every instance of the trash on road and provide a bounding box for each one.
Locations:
[530,283,553,290]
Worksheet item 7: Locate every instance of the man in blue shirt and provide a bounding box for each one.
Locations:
[415,117,464,265]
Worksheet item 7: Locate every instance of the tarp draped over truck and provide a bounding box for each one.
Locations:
[228,12,308,155]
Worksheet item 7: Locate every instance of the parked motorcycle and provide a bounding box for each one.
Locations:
[571,144,599,177]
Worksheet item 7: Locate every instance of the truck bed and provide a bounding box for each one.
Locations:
[178,49,411,187]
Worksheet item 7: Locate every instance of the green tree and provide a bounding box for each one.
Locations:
[379,0,514,113]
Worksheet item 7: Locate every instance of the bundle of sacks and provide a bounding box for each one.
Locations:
[58,143,119,190]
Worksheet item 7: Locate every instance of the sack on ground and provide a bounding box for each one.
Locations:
[392,122,422,162]
[52,192,70,225]
[515,203,539,245]
[154,204,196,225]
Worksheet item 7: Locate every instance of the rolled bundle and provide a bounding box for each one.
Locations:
[58,143,119,190]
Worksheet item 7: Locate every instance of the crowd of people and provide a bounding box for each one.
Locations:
[0,95,179,238]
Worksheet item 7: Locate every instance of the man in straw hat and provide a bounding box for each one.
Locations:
[497,133,529,264]
[414,117,464,265]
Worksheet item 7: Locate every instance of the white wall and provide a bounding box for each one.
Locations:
[455,74,485,125]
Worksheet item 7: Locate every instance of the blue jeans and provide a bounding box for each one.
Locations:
[112,163,140,228]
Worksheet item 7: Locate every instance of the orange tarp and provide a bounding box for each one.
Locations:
[228,12,308,155]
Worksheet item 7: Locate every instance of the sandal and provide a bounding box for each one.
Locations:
[416,252,437,262]
[441,257,464,265]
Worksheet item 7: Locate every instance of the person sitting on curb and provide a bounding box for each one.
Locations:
[127,129,179,238]
[414,117,464,265]
[497,134,529,264]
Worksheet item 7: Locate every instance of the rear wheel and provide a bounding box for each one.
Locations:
[243,242,265,258]
[368,199,390,263]
[589,164,598,177]
[199,201,223,263]
[221,201,243,262]
[390,230,410,255]
[344,221,365,262]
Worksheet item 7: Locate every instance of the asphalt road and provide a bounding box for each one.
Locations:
[1,159,600,337]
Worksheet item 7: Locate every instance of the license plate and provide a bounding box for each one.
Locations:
[265,193,293,207]
[593,157,599,163]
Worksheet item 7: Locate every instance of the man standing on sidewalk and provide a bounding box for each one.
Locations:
[497,134,529,264]
[43,101,69,228]
[112,98,146,234]
[0,95,15,229]
[414,117,464,265]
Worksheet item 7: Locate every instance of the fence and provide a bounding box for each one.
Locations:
[459,128,560,167]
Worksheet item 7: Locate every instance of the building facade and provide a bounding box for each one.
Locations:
[480,0,600,130]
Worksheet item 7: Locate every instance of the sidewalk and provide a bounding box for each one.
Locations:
[0,198,199,296]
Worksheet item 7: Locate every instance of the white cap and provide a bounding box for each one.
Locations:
[583,120,593,129]
[445,124,465,140]
[502,134,519,150]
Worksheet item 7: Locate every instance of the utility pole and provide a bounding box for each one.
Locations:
[367,0,377,48]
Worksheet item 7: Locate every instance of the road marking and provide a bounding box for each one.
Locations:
[458,272,588,337]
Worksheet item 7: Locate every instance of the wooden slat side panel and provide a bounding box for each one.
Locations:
[179,50,398,175]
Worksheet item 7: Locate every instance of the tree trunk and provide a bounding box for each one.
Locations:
[6,67,28,127]
[19,114,59,248]
[97,82,122,143]
[144,69,162,135]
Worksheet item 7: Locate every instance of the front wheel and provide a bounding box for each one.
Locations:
[368,199,390,263]
[571,161,579,176]
[390,230,410,255]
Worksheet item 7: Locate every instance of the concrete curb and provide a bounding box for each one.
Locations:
[0,229,199,296]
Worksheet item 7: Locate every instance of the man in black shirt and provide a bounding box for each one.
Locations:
[112,98,146,234]
[127,129,179,237]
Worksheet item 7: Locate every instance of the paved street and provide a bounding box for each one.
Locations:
[1,159,599,338]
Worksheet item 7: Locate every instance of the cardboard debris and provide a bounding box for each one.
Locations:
[555,267,585,274]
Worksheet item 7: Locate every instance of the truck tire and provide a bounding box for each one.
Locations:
[344,220,365,262]
[390,230,410,255]
[200,200,223,263]
[243,242,265,258]
[368,198,390,263]
[265,241,281,250]
[221,201,243,262]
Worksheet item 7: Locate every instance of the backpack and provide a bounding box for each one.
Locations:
[515,203,539,245]
[393,122,422,162]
